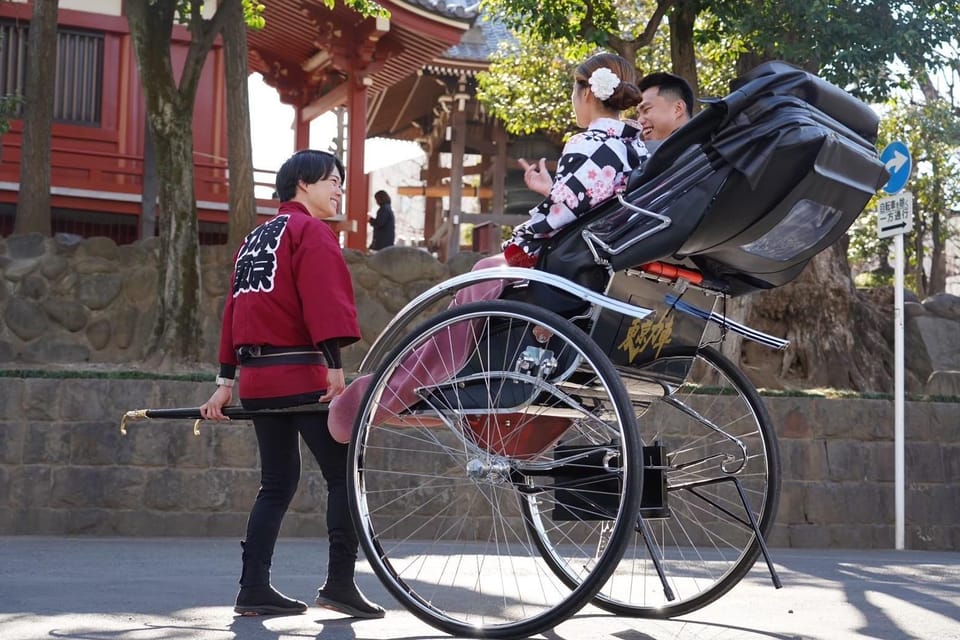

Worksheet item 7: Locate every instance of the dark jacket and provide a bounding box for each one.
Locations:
[369,204,395,250]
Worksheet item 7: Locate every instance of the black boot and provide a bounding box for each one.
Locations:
[234,541,307,616]
[315,581,385,619]
[315,533,385,619]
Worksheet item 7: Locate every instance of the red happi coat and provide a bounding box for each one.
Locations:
[218,201,361,400]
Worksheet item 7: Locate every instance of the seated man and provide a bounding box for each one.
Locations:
[637,72,694,145]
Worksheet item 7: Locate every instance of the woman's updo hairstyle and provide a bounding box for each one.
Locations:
[574,52,642,112]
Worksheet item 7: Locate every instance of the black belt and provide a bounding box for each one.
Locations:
[236,345,326,367]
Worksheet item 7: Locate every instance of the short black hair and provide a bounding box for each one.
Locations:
[638,72,695,117]
[275,150,344,202]
[374,190,391,206]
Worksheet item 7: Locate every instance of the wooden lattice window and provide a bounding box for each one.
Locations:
[0,20,103,126]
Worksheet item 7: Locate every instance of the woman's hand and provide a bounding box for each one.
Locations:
[200,386,233,421]
[519,157,552,196]
[320,368,346,402]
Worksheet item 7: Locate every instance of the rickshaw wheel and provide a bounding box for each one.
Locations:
[347,300,643,638]
[524,345,781,617]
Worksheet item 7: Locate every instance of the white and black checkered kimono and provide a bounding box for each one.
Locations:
[506,117,648,259]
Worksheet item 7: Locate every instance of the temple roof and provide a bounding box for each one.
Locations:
[247,0,475,107]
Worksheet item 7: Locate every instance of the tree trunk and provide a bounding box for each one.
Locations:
[928,207,946,294]
[222,0,257,248]
[125,0,224,366]
[746,243,893,392]
[668,0,700,110]
[15,0,58,235]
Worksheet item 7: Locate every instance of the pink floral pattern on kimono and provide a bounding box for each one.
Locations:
[505,117,647,261]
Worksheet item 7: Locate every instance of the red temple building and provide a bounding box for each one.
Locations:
[0,0,551,254]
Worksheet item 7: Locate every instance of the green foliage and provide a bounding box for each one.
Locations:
[479,0,619,46]
[703,0,960,101]
[165,0,387,29]
[850,97,960,292]
[478,0,960,136]
[476,33,591,136]
[0,93,21,136]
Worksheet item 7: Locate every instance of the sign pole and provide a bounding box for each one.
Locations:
[877,139,912,551]
[893,232,905,550]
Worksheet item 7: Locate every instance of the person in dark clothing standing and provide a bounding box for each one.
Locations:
[200,149,385,620]
[368,190,395,250]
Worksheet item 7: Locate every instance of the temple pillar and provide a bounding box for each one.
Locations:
[446,107,466,258]
[345,77,369,250]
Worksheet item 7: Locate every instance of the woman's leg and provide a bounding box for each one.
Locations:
[300,413,385,618]
[234,415,307,615]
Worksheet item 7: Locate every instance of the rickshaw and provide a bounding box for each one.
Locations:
[342,62,889,638]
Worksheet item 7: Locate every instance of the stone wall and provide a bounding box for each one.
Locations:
[1,233,959,549]
[0,376,956,549]
[2,233,959,394]
[0,233,483,372]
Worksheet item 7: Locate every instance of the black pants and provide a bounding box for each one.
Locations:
[240,394,357,582]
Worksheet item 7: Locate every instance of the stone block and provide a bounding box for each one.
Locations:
[40,254,68,280]
[0,506,69,535]
[4,257,41,281]
[76,272,123,310]
[354,294,394,344]
[827,523,891,549]
[0,422,24,464]
[774,482,807,525]
[19,274,48,300]
[804,482,892,525]
[22,423,71,464]
[925,370,960,398]
[944,444,960,483]
[77,236,119,260]
[5,233,47,259]
[132,511,214,537]
[922,292,960,321]
[206,512,249,537]
[866,442,894,482]
[21,335,91,364]
[825,440,871,482]
[766,522,790,547]
[144,468,199,510]
[289,472,327,514]
[50,467,111,507]
[779,439,828,484]
[446,251,483,276]
[367,246,445,284]
[211,428,258,468]
[785,523,832,547]
[69,422,123,465]
[42,297,90,332]
[4,296,50,340]
[281,511,326,537]
[908,524,958,551]
[778,402,815,439]
[9,465,53,508]
[85,318,111,350]
[180,469,257,513]
[907,485,959,525]
[905,442,945,483]
[20,379,62,420]
[101,467,148,510]
[61,508,121,534]
[73,255,117,274]
[912,315,960,372]
[122,266,158,304]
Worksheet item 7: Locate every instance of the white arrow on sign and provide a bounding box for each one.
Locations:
[885,151,909,174]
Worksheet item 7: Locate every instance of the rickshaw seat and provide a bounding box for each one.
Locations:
[536,61,890,299]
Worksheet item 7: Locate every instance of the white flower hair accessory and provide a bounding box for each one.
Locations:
[588,67,621,101]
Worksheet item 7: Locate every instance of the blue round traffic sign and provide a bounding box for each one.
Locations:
[880,140,911,194]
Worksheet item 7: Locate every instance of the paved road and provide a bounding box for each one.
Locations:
[0,537,957,640]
